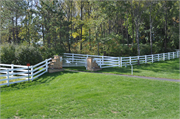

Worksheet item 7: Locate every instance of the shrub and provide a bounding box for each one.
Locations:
[16,45,43,65]
[0,44,16,64]
[38,45,65,60]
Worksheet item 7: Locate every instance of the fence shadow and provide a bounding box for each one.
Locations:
[97,67,141,74]
[0,71,78,92]
[96,58,179,75]
[133,59,179,74]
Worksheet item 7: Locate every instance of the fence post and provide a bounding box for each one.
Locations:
[177,51,179,58]
[118,57,120,67]
[72,53,74,62]
[131,65,133,75]
[129,56,131,65]
[137,56,140,64]
[45,59,48,72]
[121,57,122,67]
[7,69,9,86]
[163,53,165,61]
[11,64,14,77]
[168,52,170,60]
[102,56,104,65]
[173,52,174,59]
[158,54,159,61]
[145,55,147,64]
[152,54,153,63]
[31,66,33,80]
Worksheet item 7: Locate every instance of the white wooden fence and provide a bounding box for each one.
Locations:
[0,58,52,86]
[63,51,180,68]
[1,50,179,86]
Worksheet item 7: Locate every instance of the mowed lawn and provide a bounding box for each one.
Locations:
[1,71,180,118]
[65,58,180,79]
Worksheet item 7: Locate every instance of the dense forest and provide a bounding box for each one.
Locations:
[0,0,179,57]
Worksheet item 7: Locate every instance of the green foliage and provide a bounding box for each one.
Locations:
[0,44,16,64]
[0,43,43,65]
[38,45,65,60]
[15,45,43,65]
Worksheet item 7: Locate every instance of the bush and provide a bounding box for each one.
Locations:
[38,46,65,60]
[16,45,43,65]
[0,43,65,65]
[0,44,16,64]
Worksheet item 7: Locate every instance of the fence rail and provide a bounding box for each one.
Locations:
[63,51,180,68]
[1,50,179,86]
[0,58,52,86]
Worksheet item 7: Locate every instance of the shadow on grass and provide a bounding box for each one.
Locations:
[0,71,78,92]
[64,58,179,75]
[132,58,179,74]
[97,67,141,74]
[65,66,141,74]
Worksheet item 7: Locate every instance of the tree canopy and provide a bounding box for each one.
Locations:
[0,0,179,56]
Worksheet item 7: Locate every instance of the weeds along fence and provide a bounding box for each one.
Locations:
[63,51,180,68]
[0,58,52,86]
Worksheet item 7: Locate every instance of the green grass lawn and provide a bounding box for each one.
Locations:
[1,71,180,118]
[65,58,180,79]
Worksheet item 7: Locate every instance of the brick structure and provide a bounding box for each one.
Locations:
[86,57,102,71]
[48,55,64,73]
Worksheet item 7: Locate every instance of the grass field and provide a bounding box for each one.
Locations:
[1,71,180,118]
[64,58,180,79]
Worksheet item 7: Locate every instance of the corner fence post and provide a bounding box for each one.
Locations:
[31,66,33,80]
[173,52,174,59]
[158,54,159,61]
[129,56,131,65]
[145,55,147,64]
[152,54,153,63]
[28,66,29,81]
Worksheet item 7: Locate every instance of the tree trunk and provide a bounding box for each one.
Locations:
[131,4,134,45]
[164,6,167,52]
[80,0,83,51]
[150,2,153,54]
[121,19,124,46]
[12,17,15,44]
[126,11,129,47]
[136,26,140,65]
[71,0,73,52]
[88,3,91,51]
[15,10,19,44]
[42,24,44,46]
[96,32,99,55]
[109,19,111,34]
[67,5,71,53]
